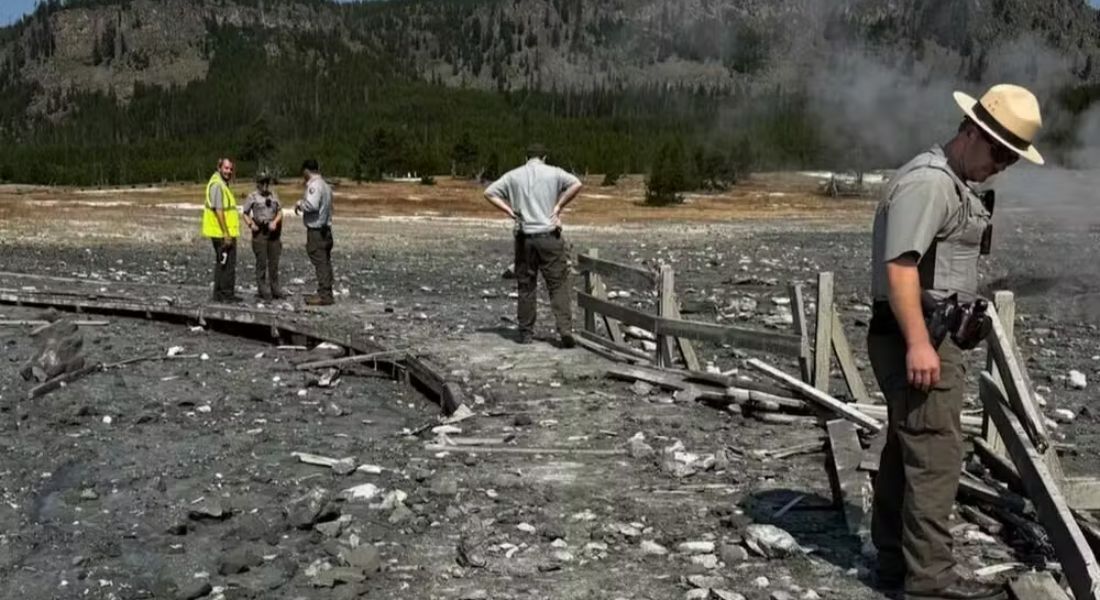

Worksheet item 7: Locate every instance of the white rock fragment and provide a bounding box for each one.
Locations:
[1069,370,1087,390]
[677,541,715,554]
[684,590,709,600]
[689,554,718,569]
[340,483,382,501]
[167,346,185,357]
[744,524,801,558]
[1053,408,1076,423]
[640,540,668,555]
[753,576,771,588]
[516,522,536,534]
[964,529,998,544]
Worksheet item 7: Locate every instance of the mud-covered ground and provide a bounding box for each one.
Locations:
[1,168,1099,599]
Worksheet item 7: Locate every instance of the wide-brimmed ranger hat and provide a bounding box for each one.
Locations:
[953,84,1044,165]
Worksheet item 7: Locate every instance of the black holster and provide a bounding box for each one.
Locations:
[923,292,992,350]
[872,293,992,350]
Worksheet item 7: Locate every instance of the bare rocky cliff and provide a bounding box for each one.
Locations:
[1,0,1098,119]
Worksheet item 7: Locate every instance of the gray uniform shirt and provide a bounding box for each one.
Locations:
[299,174,333,229]
[871,146,991,302]
[241,191,281,224]
[209,182,225,211]
[485,158,581,234]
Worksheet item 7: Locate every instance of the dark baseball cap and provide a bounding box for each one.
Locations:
[525,143,548,158]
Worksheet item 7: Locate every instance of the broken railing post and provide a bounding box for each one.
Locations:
[986,303,1050,453]
[981,291,1014,456]
[657,264,675,367]
[831,311,871,404]
[788,282,812,384]
[980,372,1100,600]
[583,248,599,334]
[813,272,834,393]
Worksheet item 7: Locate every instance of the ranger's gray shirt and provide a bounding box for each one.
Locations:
[485,158,581,234]
[299,174,333,229]
[871,146,991,302]
[241,191,281,224]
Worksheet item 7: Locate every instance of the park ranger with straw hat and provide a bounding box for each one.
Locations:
[868,84,1042,600]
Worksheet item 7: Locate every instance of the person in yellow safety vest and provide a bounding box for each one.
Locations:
[202,158,242,302]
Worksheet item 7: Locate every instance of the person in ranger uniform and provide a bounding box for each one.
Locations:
[484,143,583,347]
[294,159,335,306]
[868,85,1044,600]
[241,171,284,301]
[202,158,242,303]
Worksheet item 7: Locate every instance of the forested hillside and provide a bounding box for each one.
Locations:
[0,0,1098,185]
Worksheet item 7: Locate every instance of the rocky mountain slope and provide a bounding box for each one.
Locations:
[2,0,1098,119]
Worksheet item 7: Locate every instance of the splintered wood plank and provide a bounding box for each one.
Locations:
[669,292,701,372]
[788,283,812,383]
[987,303,1050,452]
[748,358,882,432]
[575,252,657,290]
[831,311,871,404]
[1007,571,1071,600]
[981,373,1100,600]
[826,419,871,536]
[982,291,1014,455]
[813,272,834,393]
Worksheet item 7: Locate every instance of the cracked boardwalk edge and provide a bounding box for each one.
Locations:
[0,289,464,415]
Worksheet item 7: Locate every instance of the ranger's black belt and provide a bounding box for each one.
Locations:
[870,295,992,350]
[517,229,561,239]
[870,301,901,336]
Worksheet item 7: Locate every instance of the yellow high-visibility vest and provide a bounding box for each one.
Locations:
[202,172,239,238]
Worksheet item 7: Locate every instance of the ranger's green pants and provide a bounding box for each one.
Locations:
[868,334,966,594]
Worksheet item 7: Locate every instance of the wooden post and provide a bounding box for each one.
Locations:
[982,291,1014,455]
[583,249,598,334]
[669,293,701,372]
[831,312,871,404]
[788,283,812,383]
[986,303,1050,453]
[814,272,835,393]
[981,373,1100,600]
[585,249,624,344]
[657,265,676,367]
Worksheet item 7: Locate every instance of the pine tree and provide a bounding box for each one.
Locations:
[451,132,479,178]
[645,139,688,205]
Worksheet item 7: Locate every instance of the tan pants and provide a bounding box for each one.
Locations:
[868,333,966,593]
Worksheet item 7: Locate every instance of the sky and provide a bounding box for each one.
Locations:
[1,0,37,26]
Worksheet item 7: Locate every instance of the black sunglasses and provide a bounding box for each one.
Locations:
[976,126,1019,166]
